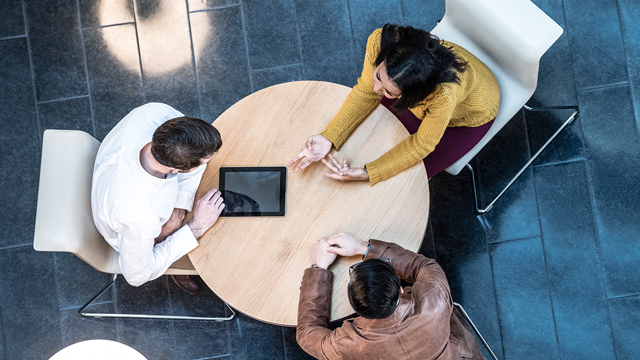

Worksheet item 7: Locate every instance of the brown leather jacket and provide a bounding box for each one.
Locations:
[296,240,484,360]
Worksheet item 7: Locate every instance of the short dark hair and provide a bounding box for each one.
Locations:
[375,24,467,111]
[347,259,401,319]
[151,116,222,171]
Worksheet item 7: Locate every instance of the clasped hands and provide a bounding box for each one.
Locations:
[287,135,369,182]
[310,232,369,269]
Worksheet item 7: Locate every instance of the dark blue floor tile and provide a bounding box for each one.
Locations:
[563,0,628,89]
[282,327,314,360]
[251,65,303,92]
[578,85,640,298]
[347,0,403,74]
[24,0,87,102]
[489,237,559,360]
[534,162,616,359]
[0,0,24,39]
[134,0,200,118]
[400,0,445,31]
[228,313,286,360]
[168,276,230,359]
[37,97,94,138]
[82,24,145,140]
[609,295,640,360]
[115,275,171,314]
[190,6,252,122]
[242,0,300,70]
[78,0,134,29]
[618,0,640,124]
[419,216,436,260]
[530,0,578,107]
[54,252,113,310]
[188,0,238,12]
[60,303,117,347]
[474,110,541,242]
[294,0,357,87]
[0,247,62,360]
[429,178,504,359]
[526,108,585,166]
[117,318,175,360]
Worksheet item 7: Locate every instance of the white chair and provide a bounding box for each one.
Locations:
[33,129,234,321]
[432,0,579,213]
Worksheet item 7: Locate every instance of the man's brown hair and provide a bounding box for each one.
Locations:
[151,116,222,171]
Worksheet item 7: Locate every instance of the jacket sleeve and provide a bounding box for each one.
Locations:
[296,268,343,360]
[320,29,383,150]
[365,239,450,293]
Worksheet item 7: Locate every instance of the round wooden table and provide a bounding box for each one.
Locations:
[187,81,430,326]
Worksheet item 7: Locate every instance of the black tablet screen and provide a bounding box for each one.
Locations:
[219,167,286,217]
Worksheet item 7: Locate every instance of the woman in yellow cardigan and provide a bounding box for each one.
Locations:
[288,24,500,185]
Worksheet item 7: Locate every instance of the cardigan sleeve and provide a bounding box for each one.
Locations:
[365,84,458,185]
[320,29,383,150]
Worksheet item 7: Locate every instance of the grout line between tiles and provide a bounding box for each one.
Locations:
[281,327,289,360]
[131,0,147,103]
[195,354,231,359]
[399,0,406,24]
[290,0,305,76]
[531,158,584,169]
[0,34,27,41]
[251,63,303,73]
[82,22,136,31]
[21,0,43,144]
[238,0,254,93]
[60,300,114,312]
[608,293,640,301]
[345,0,359,76]
[75,0,96,137]
[577,81,629,92]
[185,0,204,119]
[189,3,239,13]
[36,94,90,105]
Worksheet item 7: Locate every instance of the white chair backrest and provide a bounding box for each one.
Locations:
[431,0,563,175]
[34,130,121,273]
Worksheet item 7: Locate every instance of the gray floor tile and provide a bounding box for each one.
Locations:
[0,247,62,360]
[400,0,445,31]
[54,252,114,310]
[37,97,94,138]
[190,6,252,122]
[242,0,301,70]
[24,0,87,102]
[60,303,118,347]
[294,0,357,87]
[82,24,145,140]
[534,162,616,359]
[251,65,303,92]
[490,237,560,360]
[347,0,403,75]
[78,0,134,29]
[0,0,24,39]
[563,0,628,89]
[429,177,503,359]
[134,0,200,118]
[609,295,640,360]
[578,84,640,298]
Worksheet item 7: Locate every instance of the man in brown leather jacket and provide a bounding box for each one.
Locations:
[296,232,484,360]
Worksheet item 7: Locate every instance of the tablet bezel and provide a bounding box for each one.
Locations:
[218,166,287,217]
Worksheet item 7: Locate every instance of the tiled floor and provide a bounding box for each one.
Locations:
[1,0,639,359]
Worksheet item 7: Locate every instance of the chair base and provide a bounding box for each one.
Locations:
[453,302,499,360]
[78,274,236,321]
[468,105,579,214]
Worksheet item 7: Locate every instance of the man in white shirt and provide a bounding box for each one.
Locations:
[92,103,224,293]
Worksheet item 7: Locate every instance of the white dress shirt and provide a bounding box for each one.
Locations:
[91,103,204,286]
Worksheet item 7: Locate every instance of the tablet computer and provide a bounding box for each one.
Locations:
[218,166,286,217]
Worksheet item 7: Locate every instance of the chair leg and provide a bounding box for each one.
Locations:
[453,302,499,360]
[77,274,236,321]
[467,105,579,214]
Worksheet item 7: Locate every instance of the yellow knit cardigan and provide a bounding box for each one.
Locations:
[320,28,500,185]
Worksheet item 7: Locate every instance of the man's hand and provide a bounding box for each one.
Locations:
[321,154,369,181]
[325,232,368,257]
[188,189,225,239]
[288,135,333,173]
[310,237,337,269]
[155,208,187,244]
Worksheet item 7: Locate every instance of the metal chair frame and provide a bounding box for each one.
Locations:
[78,274,236,321]
[453,302,499,360]
[468,105,579,214]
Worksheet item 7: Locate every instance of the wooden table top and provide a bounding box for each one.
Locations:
[186,81,430,326]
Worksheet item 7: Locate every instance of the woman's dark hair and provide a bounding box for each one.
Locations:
[347,259,401,319]
[151,116,222,171]
[375,23,467,111]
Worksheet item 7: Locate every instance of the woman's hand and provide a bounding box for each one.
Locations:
[288,135,333,173]
[322,154,369,181]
